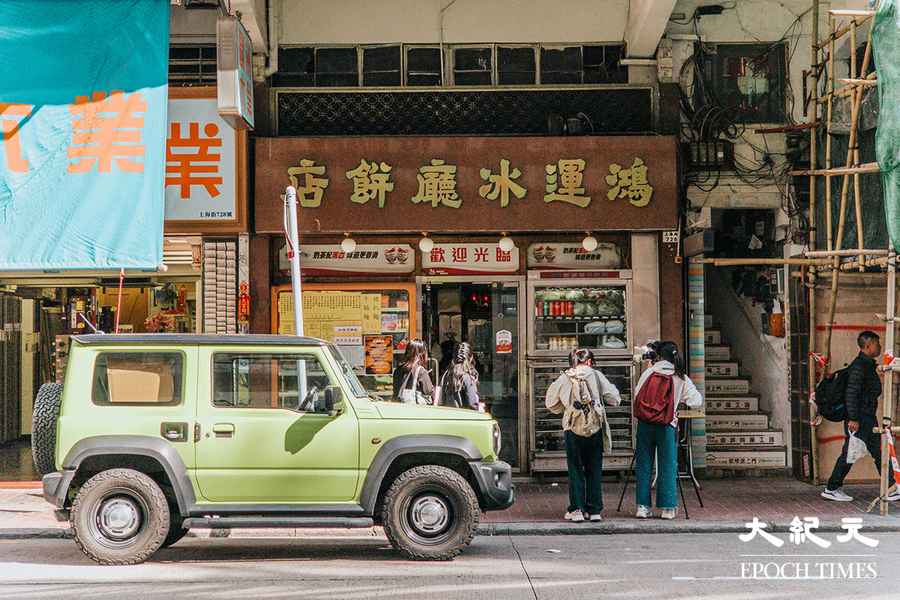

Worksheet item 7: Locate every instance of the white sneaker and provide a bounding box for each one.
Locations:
[588,513,602,522]
[569,511,585,522]
[885,489,900,502]
[660,508,677,520]
[821,488,854,502]
[635,505,652,519]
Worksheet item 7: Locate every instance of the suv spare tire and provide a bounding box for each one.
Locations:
[32,383,63,476]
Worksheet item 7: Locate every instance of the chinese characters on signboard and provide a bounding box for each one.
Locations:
[165,98,237,222]
[216,16,254,130]
[422,243,520,275]
[284,156,654,211]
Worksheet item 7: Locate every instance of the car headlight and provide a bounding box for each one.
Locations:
[492,422,502,457]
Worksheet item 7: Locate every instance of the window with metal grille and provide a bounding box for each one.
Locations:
[363,46,401,86]
[699,43,787,123]
[276,88,653,136]
[406,47,442,86]
[169,45,216,86]
[541,46,582,84]
[498,46,536,85]
[453,47,492,86]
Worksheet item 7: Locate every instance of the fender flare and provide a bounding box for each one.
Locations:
[358,434,482,514]
[61,435,196,514]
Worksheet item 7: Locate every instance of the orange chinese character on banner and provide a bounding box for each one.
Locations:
[0,104,33,173]
[166,122,223,198]
[68,91,146,173]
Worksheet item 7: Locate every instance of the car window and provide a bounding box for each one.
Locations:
[328,345,367,397]
[92,352,184,406]
[212,353,336,413]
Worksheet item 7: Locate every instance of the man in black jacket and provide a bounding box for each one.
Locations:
[823,331,900,502]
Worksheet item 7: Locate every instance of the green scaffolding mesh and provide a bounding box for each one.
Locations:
[874,0,900,250]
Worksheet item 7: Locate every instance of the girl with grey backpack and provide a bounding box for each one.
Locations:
[393,339,434,404]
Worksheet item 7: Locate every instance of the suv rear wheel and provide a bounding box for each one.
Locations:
[382,465,479,560]
[71,468,170,565]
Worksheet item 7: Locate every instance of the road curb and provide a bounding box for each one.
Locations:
[5,517,900,541]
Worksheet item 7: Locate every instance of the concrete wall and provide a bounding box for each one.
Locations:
[278,0,629,45]
[708,267,792,466]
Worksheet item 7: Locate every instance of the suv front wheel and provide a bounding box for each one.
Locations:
[382,465,480,560]
[71,468,170,565]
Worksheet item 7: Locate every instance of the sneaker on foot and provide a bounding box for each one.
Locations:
[821,488,854,502]
[569,511,585,522]
[588,513,602,522]
[635,505,652,519]
[660,508,677,520]
[885,489,900,502]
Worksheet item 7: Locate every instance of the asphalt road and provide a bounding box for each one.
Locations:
[2,532,900,599]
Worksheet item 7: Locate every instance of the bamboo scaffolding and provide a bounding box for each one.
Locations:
[808,0,821,483]
[790,162,881,176]
[805,249,889,258]
[697,258,826,267]
[882,252,896,516]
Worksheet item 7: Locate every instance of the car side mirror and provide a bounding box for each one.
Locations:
[323,385,342,414]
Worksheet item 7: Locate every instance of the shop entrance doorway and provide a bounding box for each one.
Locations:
[418,277,525,469]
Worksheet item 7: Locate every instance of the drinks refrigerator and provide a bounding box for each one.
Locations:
[527,273,636,472]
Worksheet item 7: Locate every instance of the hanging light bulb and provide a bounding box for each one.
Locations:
[498,233,515,252]
[419,233,434,253]
[341,233,357,254]
[582,233,599,252]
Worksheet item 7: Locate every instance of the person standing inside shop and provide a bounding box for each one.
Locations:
[438,342,482,410]
[632,341,702,520]
[822,331,900,502]
[545,349,621,522]
[394,339,434,404]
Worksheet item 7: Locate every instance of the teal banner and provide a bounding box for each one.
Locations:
[0,0,169,270]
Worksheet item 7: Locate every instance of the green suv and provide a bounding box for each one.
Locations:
[33,334,513,565]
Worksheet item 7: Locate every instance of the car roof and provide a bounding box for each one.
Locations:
[73,334,328,347]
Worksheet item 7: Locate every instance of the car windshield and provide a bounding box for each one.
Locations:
[327,345,368,398]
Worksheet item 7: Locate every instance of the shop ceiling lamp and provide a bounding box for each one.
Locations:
[499,233,515,252]
[341,233,357,253]
[582,233,599,252]
[419,233,434,253]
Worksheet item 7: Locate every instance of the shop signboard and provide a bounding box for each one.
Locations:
[0,1,169,270]
[164,88,247,233]
[526,243,624,270]
[254,135,679,234]
[216,16,254,130]
[422,243,519,275]
[277,243,415,278]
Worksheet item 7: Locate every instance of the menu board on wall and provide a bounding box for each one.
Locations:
[278,291,384,346]
[364,335,393,375]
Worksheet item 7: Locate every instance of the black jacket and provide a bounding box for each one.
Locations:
[845,352,881,421]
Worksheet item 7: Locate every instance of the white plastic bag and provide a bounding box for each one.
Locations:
[846,433,868,465]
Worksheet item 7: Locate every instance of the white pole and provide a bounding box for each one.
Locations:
[284,185,304,336]
[284,185,307,408]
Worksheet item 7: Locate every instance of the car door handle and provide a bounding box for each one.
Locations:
[212,423,235,438]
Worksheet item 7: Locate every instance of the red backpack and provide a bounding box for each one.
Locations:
[634,372,676,425]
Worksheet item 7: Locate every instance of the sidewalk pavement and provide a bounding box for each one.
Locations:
[3,478,900,540]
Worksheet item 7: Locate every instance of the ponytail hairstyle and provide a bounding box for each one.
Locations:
[569,348,594,368]
[403,339,428,370]
[450,342,478,392]
[654,341,686,378]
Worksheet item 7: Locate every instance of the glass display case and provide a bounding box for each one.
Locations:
[271,283,416,400]
[529,360,634,472]
[528,279,630,357]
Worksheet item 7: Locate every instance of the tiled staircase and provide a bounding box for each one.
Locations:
[703,315,788,472]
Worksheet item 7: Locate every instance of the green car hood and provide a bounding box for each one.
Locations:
[374,402,493,421]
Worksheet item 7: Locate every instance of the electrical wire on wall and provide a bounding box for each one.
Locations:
[678,2,811,245]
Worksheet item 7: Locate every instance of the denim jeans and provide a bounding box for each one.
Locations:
[635,421,678,510]
[564,430,604,514]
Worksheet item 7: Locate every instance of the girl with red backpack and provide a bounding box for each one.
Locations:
[632,341,702,519]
